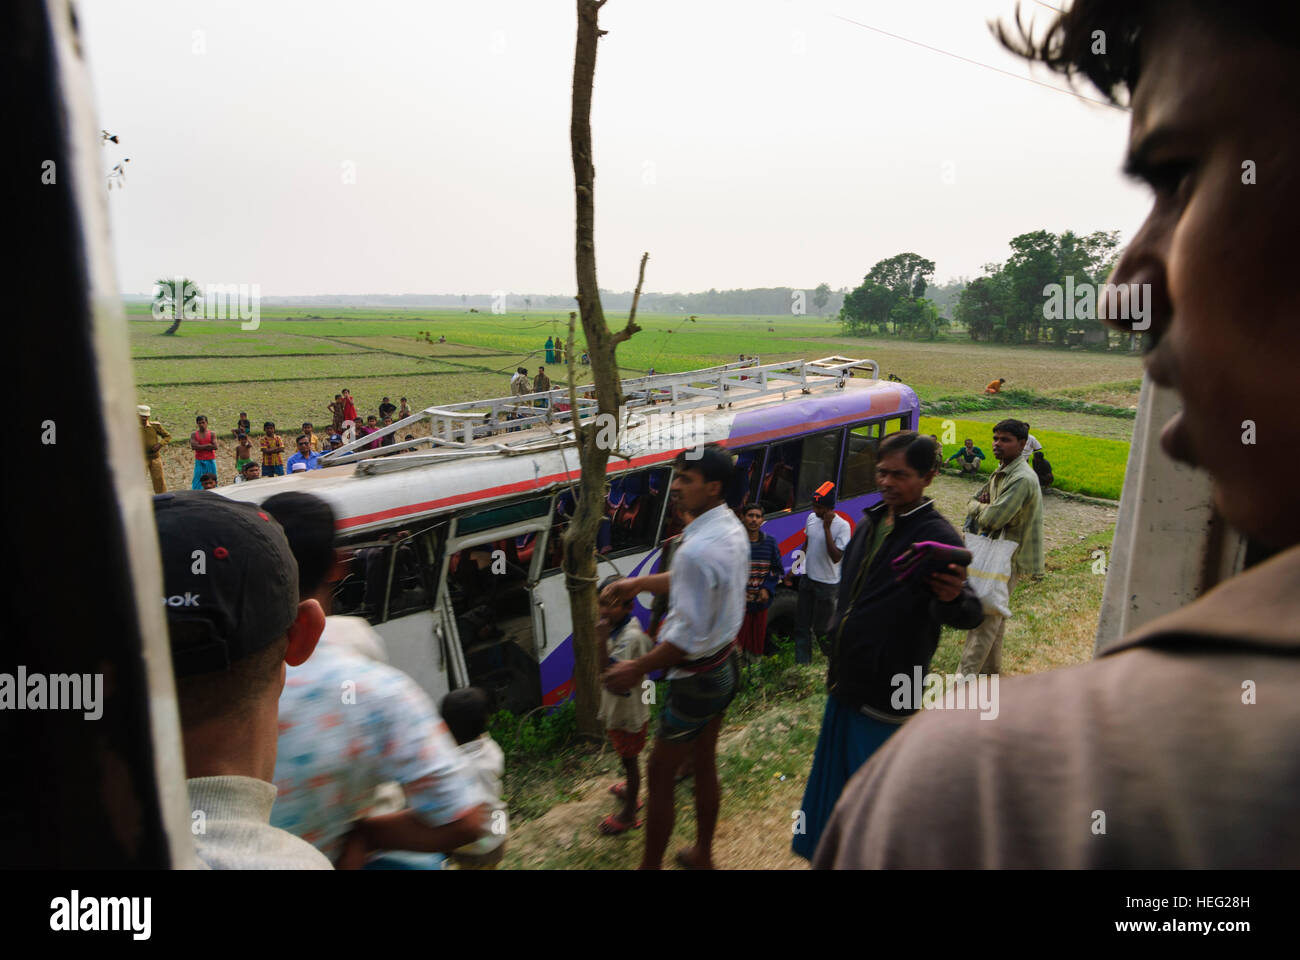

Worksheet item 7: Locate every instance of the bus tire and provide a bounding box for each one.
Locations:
[765,589,799,655]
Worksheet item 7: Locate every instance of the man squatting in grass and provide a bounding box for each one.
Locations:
[947,438,987,474]
[816,0,1300,868]
[792,431,983,860]
[959,418,1044,679]
[601,444,749,869]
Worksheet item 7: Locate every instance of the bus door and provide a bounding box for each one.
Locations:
[334,520,464,708]
[534,469,672,705]
[443,497,553,713]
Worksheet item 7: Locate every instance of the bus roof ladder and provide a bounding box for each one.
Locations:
[323,355,879,468]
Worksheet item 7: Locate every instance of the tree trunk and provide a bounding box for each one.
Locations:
[563,0,643,739]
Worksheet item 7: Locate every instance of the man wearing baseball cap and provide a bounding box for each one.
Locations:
[139,405,170,493]
[153,490,330,869]
[787,481,851,664]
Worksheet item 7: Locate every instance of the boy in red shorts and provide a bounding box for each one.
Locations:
[597,574,652,835]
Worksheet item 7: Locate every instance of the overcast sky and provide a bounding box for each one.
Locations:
[81,0,1150,297]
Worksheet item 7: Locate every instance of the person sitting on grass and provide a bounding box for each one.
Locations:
[947,438,987,474]
[984,377,1006,394]
[441,688,507,869]
[597,574,654,836]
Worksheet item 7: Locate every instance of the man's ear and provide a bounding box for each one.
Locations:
[284,598,326,667]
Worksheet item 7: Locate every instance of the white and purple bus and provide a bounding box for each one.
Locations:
[220,357,920,713]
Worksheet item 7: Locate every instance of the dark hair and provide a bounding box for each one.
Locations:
[264,421,275,429]
[302,422,312,429]
[404,434,414,440]
[674,442,734,488]
[878,430,939,476]
[742,503,764,517]
[993,418,1029,442]
[295,434,309,444]
[991,1,1293,106]
[242,460,259,472]
[441,687,490,745]
[260,492,337,597]
[196,414,207,422]
[174,629,287,728]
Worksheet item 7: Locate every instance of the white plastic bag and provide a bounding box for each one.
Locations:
[963,531,1017,618]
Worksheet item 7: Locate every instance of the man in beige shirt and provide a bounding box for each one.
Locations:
[816,2,1300,868]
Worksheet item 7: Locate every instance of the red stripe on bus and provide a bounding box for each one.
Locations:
[334,397,905,530]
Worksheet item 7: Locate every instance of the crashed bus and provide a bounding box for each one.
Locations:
[219,357,919,713]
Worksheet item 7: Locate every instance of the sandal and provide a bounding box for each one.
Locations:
[599,814,642,835]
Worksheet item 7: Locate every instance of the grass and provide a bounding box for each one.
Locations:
[920,414,1128,500]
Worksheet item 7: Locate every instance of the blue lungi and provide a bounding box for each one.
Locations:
[792,694,900,861]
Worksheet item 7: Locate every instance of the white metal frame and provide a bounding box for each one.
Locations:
[319,355,880,471]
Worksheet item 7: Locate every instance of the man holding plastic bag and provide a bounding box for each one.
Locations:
[959,419,1044,678]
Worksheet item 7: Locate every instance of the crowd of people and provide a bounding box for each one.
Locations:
[138,388,418,492]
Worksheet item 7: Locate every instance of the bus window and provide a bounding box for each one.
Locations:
[332,523,444,623]
[884,416,907,436]
[727,448,763,511]
[795,430,844,508]
[841,422,882,498]
[544,487,577,572]
[607,467,669,553]
[759,439,801,514]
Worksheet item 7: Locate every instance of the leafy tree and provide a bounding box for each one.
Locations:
[813,282,831,316]
[152,277,200,336]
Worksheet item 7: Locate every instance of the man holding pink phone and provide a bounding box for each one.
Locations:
[792,430,982,861]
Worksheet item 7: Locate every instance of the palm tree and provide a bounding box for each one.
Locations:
[153,277,201,335]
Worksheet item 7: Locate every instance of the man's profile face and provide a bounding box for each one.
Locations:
[671,466,717,514]
[1105,11,1300,548]
[991,430,1023,463]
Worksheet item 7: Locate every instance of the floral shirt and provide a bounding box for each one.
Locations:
[271,619,483,861]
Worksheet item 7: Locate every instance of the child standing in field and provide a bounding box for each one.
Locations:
[329,394,345,434]
[399,396,411,419]
[260,421,286,477]
[234,428,253,476]
[440,688,507,870]
[597,574,653,835]
[341,388,358,426]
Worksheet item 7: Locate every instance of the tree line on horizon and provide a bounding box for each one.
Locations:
[837,230,1128,348]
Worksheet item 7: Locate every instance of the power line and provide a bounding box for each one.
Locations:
[828,11,1124,111]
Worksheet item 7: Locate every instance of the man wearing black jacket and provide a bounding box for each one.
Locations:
[792,430,983,861]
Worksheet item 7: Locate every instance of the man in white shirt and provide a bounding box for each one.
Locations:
[601,443,749,869]
[1020,427,1042,462]
[789,482,852,664]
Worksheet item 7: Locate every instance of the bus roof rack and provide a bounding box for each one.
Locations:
[321,355,880,469]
